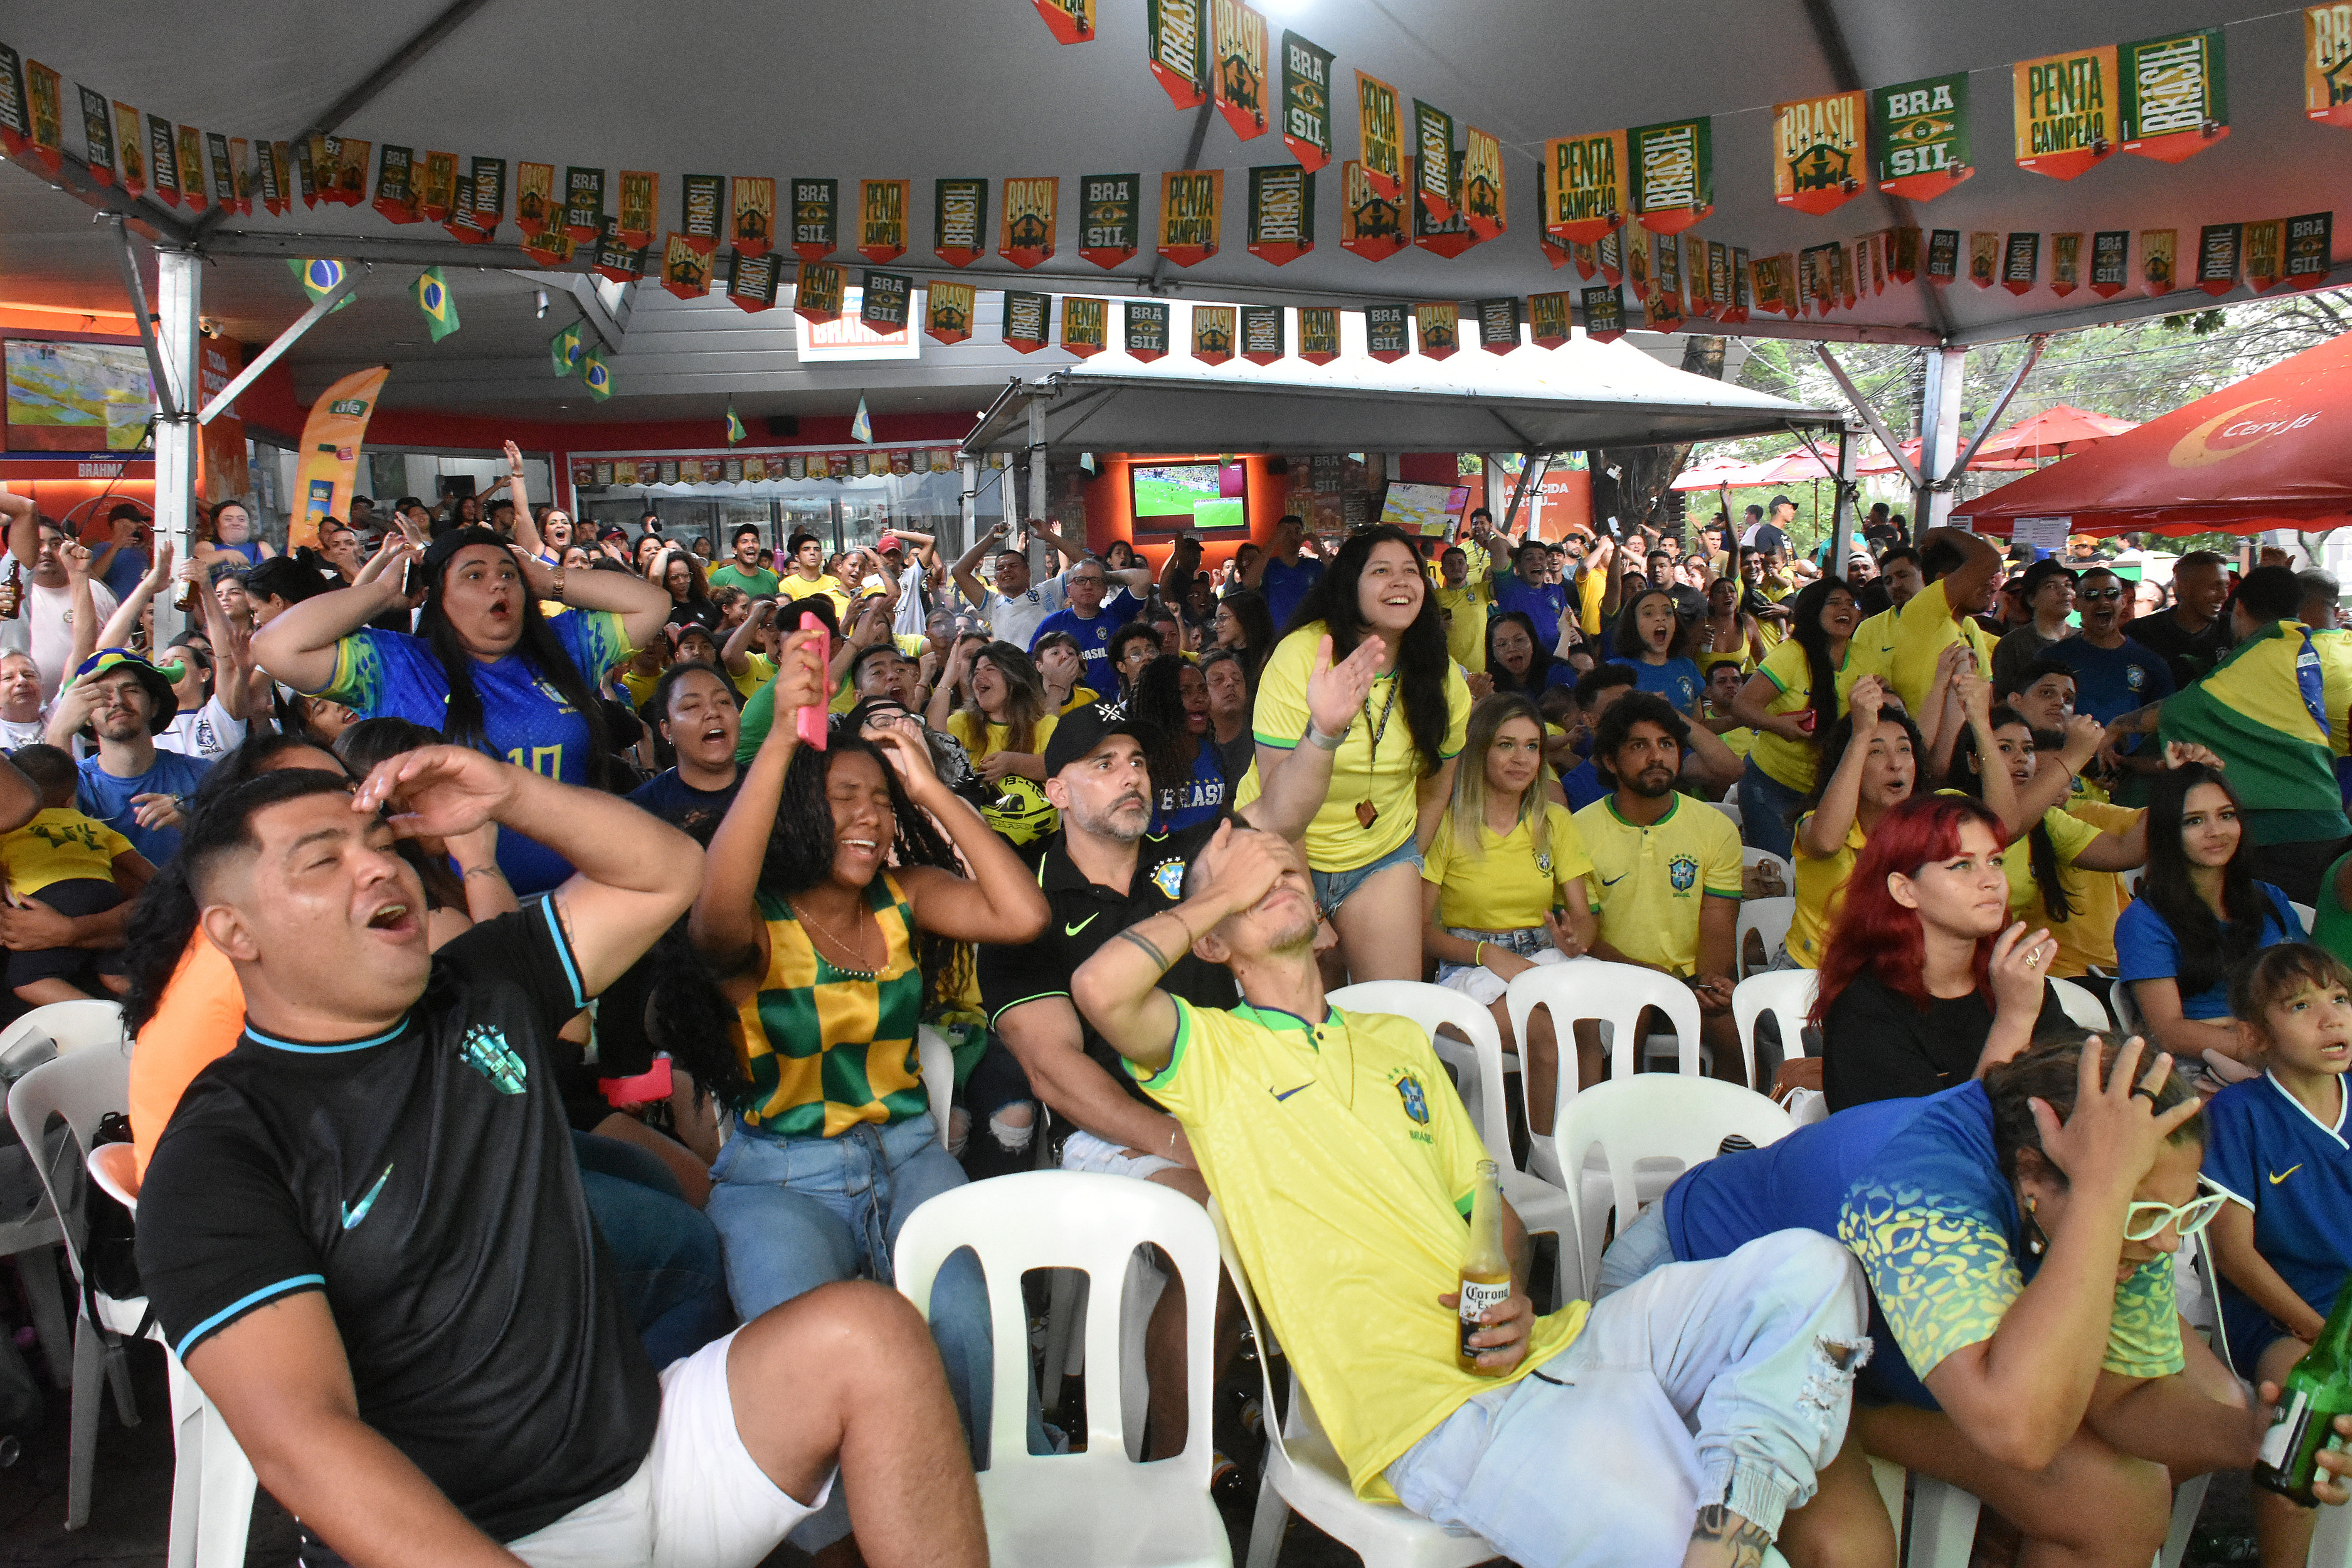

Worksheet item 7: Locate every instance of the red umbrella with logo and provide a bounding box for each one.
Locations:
[1957,331,2352,537]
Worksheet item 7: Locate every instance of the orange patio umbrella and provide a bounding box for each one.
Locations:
[1971,404,2139,462]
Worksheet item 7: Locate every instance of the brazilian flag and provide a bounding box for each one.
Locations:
[411,268,459,341]
[550,320,583,377]
[726,401,746,445]
[583,349,612,401]
[289,257,352,313]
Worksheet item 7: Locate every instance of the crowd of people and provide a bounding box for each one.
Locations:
[7,455,2352,1568]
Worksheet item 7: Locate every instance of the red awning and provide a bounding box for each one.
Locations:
[1958,331,2352,538]
[1971,404,2138,462]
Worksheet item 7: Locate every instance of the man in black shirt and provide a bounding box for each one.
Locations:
[138,743,983,1568]
[980,637,1375,1456]
[2127,549,2236,688]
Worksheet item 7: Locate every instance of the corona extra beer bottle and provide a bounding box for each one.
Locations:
[1456,1159,1512,1375]
[2256,1275,2352,1506]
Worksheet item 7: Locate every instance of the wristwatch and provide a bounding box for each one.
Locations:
[1305,721,1345,751]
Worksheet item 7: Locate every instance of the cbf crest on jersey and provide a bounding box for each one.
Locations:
[1670,854,1699,893]
[1151,858,1187,900]
[1394,1073,1429,1125]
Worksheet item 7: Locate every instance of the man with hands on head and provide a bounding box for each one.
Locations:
[50,649,212,864]
[1070,820,1868,1568]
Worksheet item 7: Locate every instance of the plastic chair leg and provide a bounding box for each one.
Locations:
[16,1246,71,1390]
[2157,1473,2208,1568]
[1905,1475,1981,1568]
[1041,1267,1085,1412]
[1245,1464,1290,1568]
[103,1332,139,1426]
[66,1318,101,1530]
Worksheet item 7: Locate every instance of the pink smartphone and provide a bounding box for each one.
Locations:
[796,612,830,750]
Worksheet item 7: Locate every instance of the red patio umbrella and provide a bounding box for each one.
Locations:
[1855,437,2035,476]
[1958,331,2352,538]
[1971,403,2139,462]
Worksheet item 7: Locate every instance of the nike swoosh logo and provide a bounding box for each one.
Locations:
[2270,1165,2303,1185]
[1064,915,1099,937]
[1271,1083,1313,1101]
[341,1164,394,1230]
[1601,872,1628,887]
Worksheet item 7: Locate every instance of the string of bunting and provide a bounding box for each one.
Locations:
[562,448,992,492]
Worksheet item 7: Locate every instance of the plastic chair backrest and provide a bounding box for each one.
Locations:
[1734,896,1796,980]
[2045,976,2111,1032]
[2109,975,2151,1041]
[1741,847,1791,884]
[5,1043,130,1290]
[1207,1199,1296,1471]
[1505,960,1703,1124]
[2292,900,2319,934]
[1329,982,1506,1168]
[894,1170,1217,1483]
[0,1000,128,1073]
[915,1025,954,1150]
[90,1142,139,1214]
[1731,970,1819,1072]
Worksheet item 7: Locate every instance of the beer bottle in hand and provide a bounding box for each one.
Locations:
[2257,1274,2352,1506]
[1457,1159,1512,1375]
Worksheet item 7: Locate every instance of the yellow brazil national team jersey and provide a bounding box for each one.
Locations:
[1433,581,1493,674]
[1577,567,1608,636]
[1747,638,1862,795]
[1132,999,1586,1500]
[1422,801,1595,932]
[1998,803,2102,935]
[1788,811,1867,968]
[1883,578,2000,719]
[731,652,776,704]
[0,807,134,899]
[779,571,851,622]
[2050,799,2141,977]
[1572,793,1744,976]
[1236,624,1471,875]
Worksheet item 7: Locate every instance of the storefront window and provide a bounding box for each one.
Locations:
[573,462,998,556]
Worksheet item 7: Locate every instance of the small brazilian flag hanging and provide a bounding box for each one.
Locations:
[726,401,747,445]
[582,349,612,401]
[411,267,458,341]
[288,257,352,312]
[850,395,872,444]
[550,320,584,377]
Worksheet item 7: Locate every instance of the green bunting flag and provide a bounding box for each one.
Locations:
[551,320,585,377]
[289,257,353,313]
[582,349,612,401]
[411,267,458,341]
[727,402,747,445]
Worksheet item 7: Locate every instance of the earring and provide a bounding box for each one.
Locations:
[2023,1194,2045,1256]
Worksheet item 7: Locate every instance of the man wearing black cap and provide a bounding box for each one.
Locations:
[47,647,212,862]
[979,632,1382,1458]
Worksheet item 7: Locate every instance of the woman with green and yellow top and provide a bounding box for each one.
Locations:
[1730,577,1864,861]
[1236,524,1471,982]
[690,630,1048,1516]
[933,638,1061,844]
[1789,674,1920,967]
[1421,692,1598,1131]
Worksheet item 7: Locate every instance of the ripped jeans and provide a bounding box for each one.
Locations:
[1385,1229,1868,1568]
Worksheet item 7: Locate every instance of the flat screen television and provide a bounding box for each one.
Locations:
[1129,459,1249,532]
[4,339,155,452]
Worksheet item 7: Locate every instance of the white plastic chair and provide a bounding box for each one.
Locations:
[2293,899,2319,934]
[1554,1076,1793,1300]
[1731,970,1818,1081]
[1210,1201,1497,1568]
[2045,975,2112,1032]
[1734,896,1795,980]
[0,1001,122,1392]
[894,1171,1229,1568]
[916,1024,954,1150]
[1709,798,1741,830]
[1742,846,1792,890]
[2111,975,2151,1041]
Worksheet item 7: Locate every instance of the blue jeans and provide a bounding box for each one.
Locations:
[1737,757,1807,861]
[571,1131,731,1372]
[1310,835,1424,918]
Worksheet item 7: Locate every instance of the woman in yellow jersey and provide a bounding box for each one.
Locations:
[1421,693,1598,1131]
[1694,575,1764,671]
[692,641,1047,1467]
[1788,675,1919,967]
[1730,578,1864,861]
[939,640,1061,845]
[1237,525,1471,982]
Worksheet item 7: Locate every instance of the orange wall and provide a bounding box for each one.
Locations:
[1083,453,1292,580]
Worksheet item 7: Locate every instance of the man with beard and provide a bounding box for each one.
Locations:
[2049,565,2174,730]
[1572,691,1745,1083]
[48,649,211,862]
[978,633,1379,1459]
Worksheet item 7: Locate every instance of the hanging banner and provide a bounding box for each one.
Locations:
[728,250,779,312]
[1629,119,1712,235]
[1460,125,1505,240]
[794,260,844,322]
[1682,236,1714,318]
[1414,152,1477,258]
[614,170,657,249]
[1598,228,1623,284]
[258,139,285,216]
[2050,231,2084,295]
[516,161,556,235]
[147,112,180,205]
[1643,289,1685,332]
[1246,164,1313,263]
[1340,159,1408,260]
[1413,302,1459,360]
[1411,100,1456,223]
[1528,290,1573,347]
[374,144,419,223]
[1158,169,1221,265]
[2013,45,2119,179]
[2001,231,2040,294]
[1125,299,1170,360]
[1535,163,1574,270]
[935,177,987,266]
[1298,304,1340,364]
[519,228,576,270]
[1212,0,1270,138]
[591,223,645,283]
[1032,0,1094,45]
[177,125,209,209]
[1357,70,1403,198]
[728,176,772,256]
[1709,241,1735,317]
[207,132,237,211]
[1725,245,1752,324]
[1624,226,1653,299]
[1061,294,1108,358]
[1872,73,1973,200]
[1192,304,1237,364]
[1750,255,1788,317]
[2088,230,2129,296]
[1544,131,1627,245]
[1799,243,1839,311]
[858,179,908,263]
[2244,220,2286,291]
[926,278,976,344]
[465,156,507,235]
[1655,229,1684,304]
[2195,223,2242,295]
[1927,228,1961,283]
[1582,285,1626,342]
[114,102,144,198]
[2120,28,2228,161]
[1833,241,1858,309]
[679,172,724,241]
[660,233,716,299]
[860,269,913,330]
[1240,304,1284,364]
[1772,90,1866,215]
[1964,231,1998,288]
[290,367,389,549]
[1884,226,1920,283]
[75,85,110,184]
[2140,228,2179,295]
[2310,5,2352,127]
[20,60,59,174]
[562,166,605,241]
[231,137,257,213]
[322,137,366,207]
[1147,0,1209,109]
[1474,297,1519,355]
[1079,172,1140,267]
[2287,211,2336,288]
[0,47,23,164]
[418,151,457,223]
[1002,289,1051,352]
[1567,240,1595,278]
[1280,31,1334,170]
[1000,176,1057,267]
[1365,304,1409,362]
[792,178,837,262]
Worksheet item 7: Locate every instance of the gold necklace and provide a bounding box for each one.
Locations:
[788,896,880,981]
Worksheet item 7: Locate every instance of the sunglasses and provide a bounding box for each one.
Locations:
[2121,1188,2227,1242]
[2078,586,2126,602]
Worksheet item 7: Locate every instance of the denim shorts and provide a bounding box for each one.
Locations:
[1311,836,1424,918]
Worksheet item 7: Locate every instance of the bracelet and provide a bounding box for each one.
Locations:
[551,566,567,600]
[462,864,507,881]
[1304,721,1345,751]
[1475,940,1489,967]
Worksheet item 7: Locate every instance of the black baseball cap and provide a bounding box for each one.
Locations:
[1042,703,1154,776]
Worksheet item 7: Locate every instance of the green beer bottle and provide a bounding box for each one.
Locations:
[2255,1274,2352,1506]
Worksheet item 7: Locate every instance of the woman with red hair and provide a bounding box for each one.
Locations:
[1812,793,2072,1110]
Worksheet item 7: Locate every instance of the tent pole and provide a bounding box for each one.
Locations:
[1947,335,2047,490]
[1026,394,1048,541]
[959,454,978,561]
[1916,346,1966,531]
[1502,453,1546,539]
[150,246,201,650]
[1832,425,1860,581]
[1811,344,1917,487]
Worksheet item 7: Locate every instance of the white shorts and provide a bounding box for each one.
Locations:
[1061,1125,1182,1181]
[507,1330,833,1568]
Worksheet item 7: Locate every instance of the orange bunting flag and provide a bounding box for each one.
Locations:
[926,279,977,344]
[795,262,844,323]
[2050,231,2084,295]
[1772,90,1867,215]
[1032,0,1094,45]
[2309,5,2352,128]
[617,171,657,249]
[1192,304,1237,364]
[1061,295,1108,358]
[1461,127,1505,240]
[733,177,776,258]
[1413,301,1459,361]
[1158,170,1221,266]
[660,233,716,300]
[858,179,908,263]
[1544,132,1626,246]
[1297,305,1340,364]
[1528,290,1574,348]
[1340,159,1407,261]
[516,161,556,235]
[1211,0,1270,139]
[1355,70,1403,199]
[2012,45,2119,180]
[1000,177,1057,268]
[2140,228,2178,295]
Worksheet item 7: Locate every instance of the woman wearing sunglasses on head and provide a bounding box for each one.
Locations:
[1596,1032,2301,1568]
